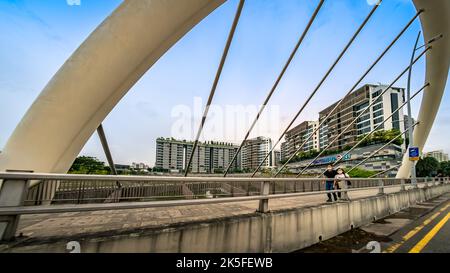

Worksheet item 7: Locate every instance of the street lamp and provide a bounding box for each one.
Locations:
[407,32,443,186]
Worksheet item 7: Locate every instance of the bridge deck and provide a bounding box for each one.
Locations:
[15,186,405,240]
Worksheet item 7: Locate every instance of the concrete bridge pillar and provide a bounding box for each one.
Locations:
[0,170,32,241]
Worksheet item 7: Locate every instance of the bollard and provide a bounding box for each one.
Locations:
[257,181,270,213]
[0,170,32,241]
[377,179,384,195]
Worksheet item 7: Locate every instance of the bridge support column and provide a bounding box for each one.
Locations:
[0,170,31,241]
[257,181,270,213]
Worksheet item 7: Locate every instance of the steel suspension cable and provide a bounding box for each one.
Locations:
[347,122,420,174]
[274,10,423,177]
[223,0,326,177]
[328,82,429,170]
[184,0,245,176]
[295,47,431,177]
[369,165,401,178]
[251,2,382,177]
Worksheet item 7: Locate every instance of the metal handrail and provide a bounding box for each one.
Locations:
[0,181,442,216]
[0,172,448,216]
[0,172,420,182]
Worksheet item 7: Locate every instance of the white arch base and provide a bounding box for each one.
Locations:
[0,0,448,179]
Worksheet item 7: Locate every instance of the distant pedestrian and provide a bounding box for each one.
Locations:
[334,168,350,201]
[323,165,337,202]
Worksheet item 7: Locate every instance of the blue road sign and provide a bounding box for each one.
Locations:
[409,147,420,161]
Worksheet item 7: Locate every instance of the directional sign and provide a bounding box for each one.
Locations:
[409,147,420,161]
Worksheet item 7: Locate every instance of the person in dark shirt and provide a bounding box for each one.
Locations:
[323,165,337,202]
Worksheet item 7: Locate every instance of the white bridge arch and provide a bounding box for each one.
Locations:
[0,0,448,178]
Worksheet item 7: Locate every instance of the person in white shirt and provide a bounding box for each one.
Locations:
[334,168,350,201]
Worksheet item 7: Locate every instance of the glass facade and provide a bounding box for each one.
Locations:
[391,93,400,130]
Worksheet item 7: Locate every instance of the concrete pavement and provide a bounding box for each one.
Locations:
[383,193,450,253]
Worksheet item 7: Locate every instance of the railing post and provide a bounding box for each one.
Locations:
[0,170,32,241]
[423,177,429,188]
[378,179,384,195]
[257,181,270,213]
[412,176,418,189]
[400,179,406,191]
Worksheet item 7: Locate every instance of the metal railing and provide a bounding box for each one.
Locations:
[0,172,448,216]
[18,175,420,205]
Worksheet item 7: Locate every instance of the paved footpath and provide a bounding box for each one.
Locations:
[14,186,406,239]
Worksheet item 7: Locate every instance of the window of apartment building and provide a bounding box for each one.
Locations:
[372,103,383,112]
[357,114,370,123]
[375,123,385,130]
[358,127,371,135]
[354,102,369,112]
[374,116,384,124]
[373,109,384,118]
[372,89,382,98]
[390,93,400,130]
[357,120,371,129]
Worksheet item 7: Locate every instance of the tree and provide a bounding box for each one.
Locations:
[438,161,450,176]
[346,167,377,178]
[416,157,440,177]
[357,129,404,147]
[152,167,169,173]
[69,156,109,174]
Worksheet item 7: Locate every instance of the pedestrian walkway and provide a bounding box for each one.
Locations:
[16,186,403,239]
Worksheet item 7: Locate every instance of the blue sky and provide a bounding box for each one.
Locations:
[0,0,449,166]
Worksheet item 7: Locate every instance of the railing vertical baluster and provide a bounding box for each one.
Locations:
[76,180,81,204]
[378,179,384,195]
[257,181,270,213]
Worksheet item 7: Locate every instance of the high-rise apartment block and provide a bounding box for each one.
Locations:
[241,137,275,171]
[281,121,320,161]
[281,84,406,158]
[424,150,449,163]
[155,138,241,173]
